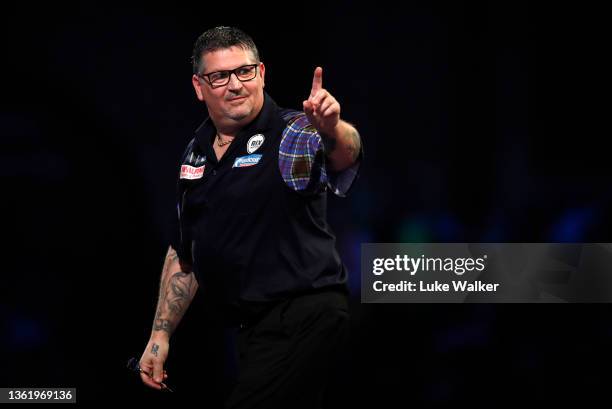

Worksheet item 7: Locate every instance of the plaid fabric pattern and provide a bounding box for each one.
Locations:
[279,110,327,194]
[278,110,361,196]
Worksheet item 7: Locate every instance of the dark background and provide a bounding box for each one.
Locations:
[2,1,610,406]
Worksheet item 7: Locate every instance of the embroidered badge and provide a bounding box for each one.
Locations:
[247,134,265,154]
[180,164,205,179]
[233,154,263,168]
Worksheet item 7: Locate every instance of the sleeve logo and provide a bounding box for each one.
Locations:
[180,164,205,179]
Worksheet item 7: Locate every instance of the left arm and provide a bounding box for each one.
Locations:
[320,120,361,172]
[303,67,362,172]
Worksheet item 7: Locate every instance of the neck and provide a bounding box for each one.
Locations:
[217,131,236,139]
[216,132,234,147]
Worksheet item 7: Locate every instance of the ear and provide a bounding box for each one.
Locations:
[192,74,206,102]
[259,62,266,88]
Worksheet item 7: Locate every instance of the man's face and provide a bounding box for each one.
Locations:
[192,46,265,129]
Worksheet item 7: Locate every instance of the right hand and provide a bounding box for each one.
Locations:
[139,338,169,390]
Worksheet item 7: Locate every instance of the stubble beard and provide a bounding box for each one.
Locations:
[224,101,251,122]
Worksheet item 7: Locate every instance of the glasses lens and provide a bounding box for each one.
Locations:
[236,65,257,80]
[209,71,230,86]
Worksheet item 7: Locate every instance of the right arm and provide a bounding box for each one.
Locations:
[139,245,199,389]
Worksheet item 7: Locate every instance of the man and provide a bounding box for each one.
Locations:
[138,26,362,408]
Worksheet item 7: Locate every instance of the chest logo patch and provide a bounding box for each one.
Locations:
[247,134,265,153]
[233,154,262,168]
[180,164,205,179]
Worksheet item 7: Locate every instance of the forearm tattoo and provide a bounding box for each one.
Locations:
[323,124,361,163]
[152,247,197,336]
[345,128,361,162]
[322,134,337,153]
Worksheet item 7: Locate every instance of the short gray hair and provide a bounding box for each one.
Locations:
[191,26,260,75]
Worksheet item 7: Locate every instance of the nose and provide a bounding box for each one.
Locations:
[227,73,243,91]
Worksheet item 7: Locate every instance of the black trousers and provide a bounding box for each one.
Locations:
[225,288,350,409]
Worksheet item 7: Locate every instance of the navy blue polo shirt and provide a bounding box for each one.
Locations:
[172,93,361,315]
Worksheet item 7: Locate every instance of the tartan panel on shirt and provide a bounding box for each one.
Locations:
[279,111,328,194]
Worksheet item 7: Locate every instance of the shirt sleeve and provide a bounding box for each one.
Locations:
[169,137,197,263]
[278,112,362,197]
[168,203,184,258]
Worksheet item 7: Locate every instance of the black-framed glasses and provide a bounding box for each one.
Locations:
[197,64,259,88]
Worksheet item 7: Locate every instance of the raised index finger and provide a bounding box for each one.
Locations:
[310,66,323,97]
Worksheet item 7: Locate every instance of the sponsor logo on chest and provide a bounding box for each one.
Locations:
[247,134,265,154]
[233,154,263,168]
